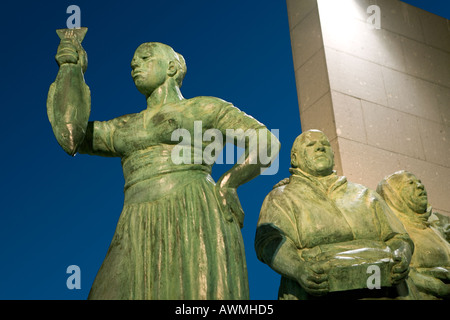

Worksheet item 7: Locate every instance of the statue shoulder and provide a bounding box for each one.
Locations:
[263,178,292,203]
[187,96,232,108]
[180,96,232,119]
[273,177,290,189]
[346,180,378,197]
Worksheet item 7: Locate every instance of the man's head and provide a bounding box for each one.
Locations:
[291,130,334,177]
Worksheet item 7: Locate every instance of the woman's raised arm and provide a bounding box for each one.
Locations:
[47,30,90,156]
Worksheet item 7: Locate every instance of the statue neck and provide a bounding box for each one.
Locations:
[290,167,344,192]
[146,79,184,109]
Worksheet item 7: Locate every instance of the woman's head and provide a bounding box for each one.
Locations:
[377,170,429,215]
[131,42,186,96]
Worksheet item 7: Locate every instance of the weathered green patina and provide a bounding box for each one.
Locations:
[47,29,280,299]
[255,130,415,300]
[377,171,450,300]
[47,28,89,156]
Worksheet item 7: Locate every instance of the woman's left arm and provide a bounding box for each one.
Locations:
[214,103,280,228]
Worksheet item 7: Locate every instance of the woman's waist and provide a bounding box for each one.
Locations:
[123,167,214,204]
[121,145,212,179]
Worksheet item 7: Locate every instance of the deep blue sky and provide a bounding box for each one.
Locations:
[0,0,448,300]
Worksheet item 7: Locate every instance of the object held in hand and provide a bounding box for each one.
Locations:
[47,27,90,156]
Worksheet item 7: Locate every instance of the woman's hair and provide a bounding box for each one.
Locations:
[140,42,187,87]
[377,170,407,196]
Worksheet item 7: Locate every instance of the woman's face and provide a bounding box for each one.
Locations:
[131,44,169,97]
[398,173,428,213]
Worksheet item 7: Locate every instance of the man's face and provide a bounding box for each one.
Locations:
[294,131,334,177]
[399,173,428,213]
[131,44,169,97]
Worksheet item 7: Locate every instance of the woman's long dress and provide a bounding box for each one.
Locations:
[78,96,264,299]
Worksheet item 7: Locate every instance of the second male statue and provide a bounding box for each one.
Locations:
[255,130,417,300]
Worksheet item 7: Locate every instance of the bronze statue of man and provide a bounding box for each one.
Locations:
[47,30,280,299]
[377,171,450,299]
[255,130,415,299]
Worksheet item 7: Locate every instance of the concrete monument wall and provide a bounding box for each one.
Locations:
[287,0,450,215]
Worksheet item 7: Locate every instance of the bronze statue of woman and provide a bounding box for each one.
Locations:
[47,30,280,299]
[377,171,450,299]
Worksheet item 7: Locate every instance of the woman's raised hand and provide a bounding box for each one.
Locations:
[55,30,87,73]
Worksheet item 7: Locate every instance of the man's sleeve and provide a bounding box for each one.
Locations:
[255,187,300,265]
